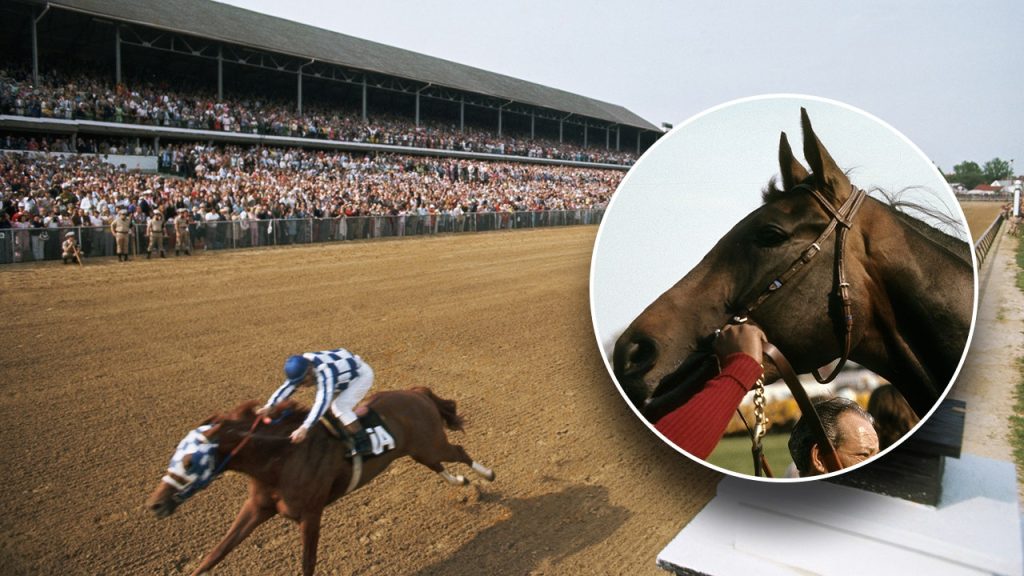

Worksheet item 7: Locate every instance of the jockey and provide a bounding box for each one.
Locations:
[257,348,375,456]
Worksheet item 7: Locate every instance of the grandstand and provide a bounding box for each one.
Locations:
[0,0,661,166]
[0,0,666,264]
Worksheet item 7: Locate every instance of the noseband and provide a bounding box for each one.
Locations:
[731,184,868,476]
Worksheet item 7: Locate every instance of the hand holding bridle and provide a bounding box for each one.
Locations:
[713,323,766,364]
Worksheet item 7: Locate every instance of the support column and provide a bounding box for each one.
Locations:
[616,127,620,151]
[415,92,420,127]
[460,97,465,132]
[29,6,49,85]
[115,26,122,85]
[497,108,502,136]
[583,124,588,147]
[606,126,610,150]
[361,78,367,120]
[636,131,641,155]
[217,46,223,100]
[297,70,303,115]
[530,113,535,139]
[30,12,39,85]
[559,120,563,143]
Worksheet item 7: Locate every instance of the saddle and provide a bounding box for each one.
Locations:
[319,410,396,458]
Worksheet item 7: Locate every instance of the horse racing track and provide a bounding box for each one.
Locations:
[0,227,716,575]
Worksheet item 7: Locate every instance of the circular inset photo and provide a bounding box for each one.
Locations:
[590,95,977,481]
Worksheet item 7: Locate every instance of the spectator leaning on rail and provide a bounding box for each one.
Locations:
[257,348,376,457]
[788,397,879,477]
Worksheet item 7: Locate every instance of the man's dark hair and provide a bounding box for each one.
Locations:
[788,396,872,475]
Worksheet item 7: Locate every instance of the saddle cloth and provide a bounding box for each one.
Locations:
[319,409,396,457]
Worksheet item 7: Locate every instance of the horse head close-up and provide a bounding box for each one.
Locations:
[613,108,973,426]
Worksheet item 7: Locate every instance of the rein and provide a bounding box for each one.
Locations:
[171,409,293,502]
[733,185,867,476]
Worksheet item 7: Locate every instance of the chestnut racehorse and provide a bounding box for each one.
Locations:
[146,387,495,576]
[614,109,973,422]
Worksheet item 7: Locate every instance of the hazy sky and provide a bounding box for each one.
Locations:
[217,0,1023,174]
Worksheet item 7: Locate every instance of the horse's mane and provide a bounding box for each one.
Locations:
[762,176,970,265]
[212,399,310,431]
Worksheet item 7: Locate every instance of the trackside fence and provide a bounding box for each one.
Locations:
[0,209,604,264]
[973,212,1004,266]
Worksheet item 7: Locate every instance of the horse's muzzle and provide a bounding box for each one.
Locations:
[147,497,179,519]
[613,332,660,407]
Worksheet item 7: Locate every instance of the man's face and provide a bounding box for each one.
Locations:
[833,411,879,469]
[807,411,879,475]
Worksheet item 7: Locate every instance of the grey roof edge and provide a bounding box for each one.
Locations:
[21,0,661,132]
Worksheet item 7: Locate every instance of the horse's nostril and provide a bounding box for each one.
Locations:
[619,335,657,376]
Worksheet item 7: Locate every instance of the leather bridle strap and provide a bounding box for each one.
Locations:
[763,343,842,473]
[735,185,868,384]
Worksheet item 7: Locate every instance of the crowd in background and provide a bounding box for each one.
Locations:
[0,142,620,260]
[0,67,638,166]
[1,132,155,156]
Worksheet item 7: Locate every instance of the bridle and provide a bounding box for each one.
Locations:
[730,183,868,477]
[643,182,868,475]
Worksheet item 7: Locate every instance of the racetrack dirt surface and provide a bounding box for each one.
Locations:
[0,227,720,576]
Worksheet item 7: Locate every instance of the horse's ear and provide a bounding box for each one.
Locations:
[778,131,809,191]
[800,108,851,205]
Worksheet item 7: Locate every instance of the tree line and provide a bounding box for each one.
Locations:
[944,158,1014,190]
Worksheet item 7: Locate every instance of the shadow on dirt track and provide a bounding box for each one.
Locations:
[412,484,631,575]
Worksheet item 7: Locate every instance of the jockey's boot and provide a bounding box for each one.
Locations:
[349,427,373,458]
[146,250,152,259]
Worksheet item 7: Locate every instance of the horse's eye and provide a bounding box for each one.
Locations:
[754,226,789,247]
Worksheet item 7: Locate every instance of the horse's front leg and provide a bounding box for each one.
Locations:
[191,499,276,576]
[300,509,324,576]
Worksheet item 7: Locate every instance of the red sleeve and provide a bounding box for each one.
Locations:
[653,353,763,459]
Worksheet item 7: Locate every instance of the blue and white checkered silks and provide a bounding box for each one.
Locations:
[162,424,219,498]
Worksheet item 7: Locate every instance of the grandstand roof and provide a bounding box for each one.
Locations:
[27,0,660,132]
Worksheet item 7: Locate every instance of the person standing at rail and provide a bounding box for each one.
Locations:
[146,211,166,259]
[257,348,376,457]
[173,208,191,256]
[111,209,132,262]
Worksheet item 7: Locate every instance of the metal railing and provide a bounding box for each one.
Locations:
[973,212,1005,266]
[0,209,604,264]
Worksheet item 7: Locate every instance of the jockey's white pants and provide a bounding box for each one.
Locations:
[331,363,374,425]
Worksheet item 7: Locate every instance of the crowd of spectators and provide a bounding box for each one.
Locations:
[1,132,154,156]
[1,67,639,166]
[0,143,620,259]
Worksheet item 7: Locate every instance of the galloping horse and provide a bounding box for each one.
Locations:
[146,387,495,576]
[614,109,972,424]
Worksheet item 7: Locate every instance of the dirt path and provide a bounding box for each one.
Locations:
[949,222,1024,502]
[0,228,720,576]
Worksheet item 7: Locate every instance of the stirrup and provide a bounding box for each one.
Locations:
[348,428,372,458]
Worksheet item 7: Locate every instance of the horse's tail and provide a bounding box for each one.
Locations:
[413,387,464,431]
